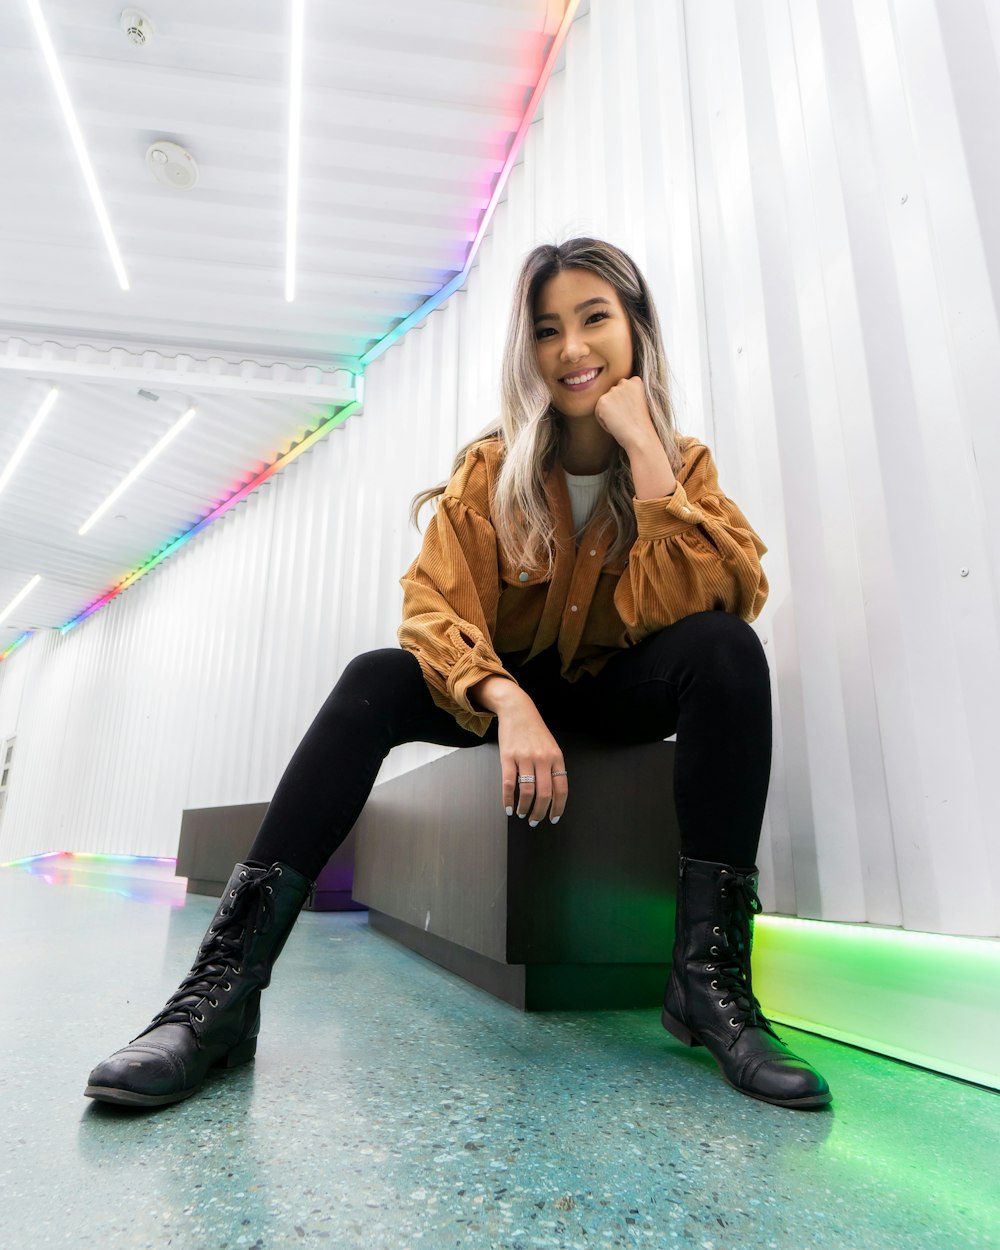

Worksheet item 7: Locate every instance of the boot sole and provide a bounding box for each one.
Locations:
[83,1083,201,1107]
[724,1079,832,1109]
[661,1007,832,1110]
[83,1036,258,1107]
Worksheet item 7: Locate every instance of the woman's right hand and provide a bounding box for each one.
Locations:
[470,676,568,825]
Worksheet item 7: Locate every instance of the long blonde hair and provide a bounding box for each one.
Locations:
[411,237,683,572]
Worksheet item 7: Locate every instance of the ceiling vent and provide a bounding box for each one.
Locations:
[120,9,154,47]
[146,140,199,190]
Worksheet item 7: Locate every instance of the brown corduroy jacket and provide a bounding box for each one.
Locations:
[399,435,768,736]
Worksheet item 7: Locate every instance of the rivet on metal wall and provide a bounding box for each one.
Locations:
[900,194,908,204]
[960,567,970,577]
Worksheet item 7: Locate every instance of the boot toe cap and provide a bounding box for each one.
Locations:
[85,1032,198,1105]
[738,1051,832,1107]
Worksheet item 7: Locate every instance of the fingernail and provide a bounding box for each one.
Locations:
[529,820,539,828]
[517,811,526,819]
[550,816,560,824]
[505,807,513,817]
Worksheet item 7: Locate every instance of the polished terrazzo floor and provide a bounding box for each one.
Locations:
[1,859,997,1250]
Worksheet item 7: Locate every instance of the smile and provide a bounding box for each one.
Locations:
[560,367,602,390]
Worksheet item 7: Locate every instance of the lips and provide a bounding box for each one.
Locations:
[560,366,602,389]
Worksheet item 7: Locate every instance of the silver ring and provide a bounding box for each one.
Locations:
[551,770,568,778]
[517,774,535,783]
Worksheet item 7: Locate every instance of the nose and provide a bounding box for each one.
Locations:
[560,327,589,363]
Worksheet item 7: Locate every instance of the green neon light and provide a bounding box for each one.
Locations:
[754,915,999,1090]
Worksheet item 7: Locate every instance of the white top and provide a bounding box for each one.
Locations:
[563,468,609,536]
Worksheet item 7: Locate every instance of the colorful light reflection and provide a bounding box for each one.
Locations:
[2,849,186,907]
[0,850,176,868]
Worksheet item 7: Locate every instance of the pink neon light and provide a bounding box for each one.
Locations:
[359,0,581,368]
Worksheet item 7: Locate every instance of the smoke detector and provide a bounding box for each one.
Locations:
[120,10,154,47]
[146,140,199,190]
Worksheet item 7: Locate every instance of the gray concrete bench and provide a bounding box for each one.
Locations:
[176,801,362,912]
[351,733,680,1010]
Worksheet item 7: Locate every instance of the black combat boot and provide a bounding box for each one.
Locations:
[661,856,831,1109]
[85,860,313,1107]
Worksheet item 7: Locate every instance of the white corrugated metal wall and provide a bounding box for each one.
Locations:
[1,0,997,937]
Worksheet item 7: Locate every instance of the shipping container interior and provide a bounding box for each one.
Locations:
[1,2,997,1248]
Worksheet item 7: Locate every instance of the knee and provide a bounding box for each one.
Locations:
[659,611,769,692]
[333,648,424,709]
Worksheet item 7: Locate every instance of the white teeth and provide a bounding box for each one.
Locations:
[563,368,599,387]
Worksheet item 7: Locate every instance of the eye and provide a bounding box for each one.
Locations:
[586,311,609,325]
[534,326,556,340]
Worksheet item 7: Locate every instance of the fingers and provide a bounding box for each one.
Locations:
[501,760,517,817]
[494,701,567,826]
[512,760,568,826]
[549,769,569,823]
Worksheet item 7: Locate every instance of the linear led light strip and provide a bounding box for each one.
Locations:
[24,0,129,291]
[0,576,42,631]
[60,399,359,633]
[0,386,59,499]
[0,582,40,660]
[285,0,305,302]
[78,406,197,536]
[358,0,581,368]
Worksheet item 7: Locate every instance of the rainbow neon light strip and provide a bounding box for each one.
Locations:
[358,0,581,369]
[59,400,358,634]
[0,630,34,662]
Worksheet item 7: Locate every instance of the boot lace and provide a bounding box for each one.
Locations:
[145,865,282,1030]
[713,871,781,1045]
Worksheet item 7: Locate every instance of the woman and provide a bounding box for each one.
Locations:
[85,238,830,1111]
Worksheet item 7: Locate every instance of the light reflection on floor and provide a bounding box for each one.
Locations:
[2,857,998,1250]
[7,852,188,906]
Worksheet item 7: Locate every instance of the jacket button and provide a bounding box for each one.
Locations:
[518,571,529,582]
[589,549,597,557]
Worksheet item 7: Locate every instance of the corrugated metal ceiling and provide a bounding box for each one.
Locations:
[0,0,565,650]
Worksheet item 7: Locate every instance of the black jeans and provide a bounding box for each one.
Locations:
[248,610,772,880]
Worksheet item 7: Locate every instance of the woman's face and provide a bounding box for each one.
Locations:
[533,268,635,419]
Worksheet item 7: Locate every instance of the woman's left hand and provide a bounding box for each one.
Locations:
[594,376,657,452]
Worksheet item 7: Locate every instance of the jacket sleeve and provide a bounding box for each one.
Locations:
[398,454,515,737]
[614,440,768,640]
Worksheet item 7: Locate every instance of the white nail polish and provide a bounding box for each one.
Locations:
[551,816,560,824]
[517,811,526,819]
[529,820,539,828]
[506,807,513,816]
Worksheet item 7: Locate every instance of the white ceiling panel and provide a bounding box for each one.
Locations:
[0,0,564,650]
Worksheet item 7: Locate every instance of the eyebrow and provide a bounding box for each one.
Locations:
[533,297,611,324]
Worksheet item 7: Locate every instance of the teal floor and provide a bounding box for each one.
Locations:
[2,859,997,1250]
